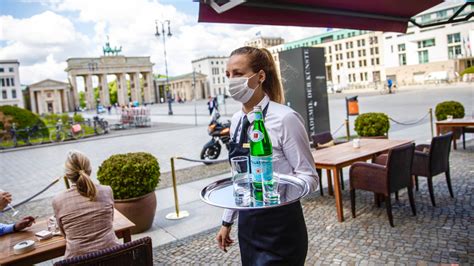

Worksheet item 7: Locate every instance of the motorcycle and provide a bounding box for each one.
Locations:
[200,108,231,164]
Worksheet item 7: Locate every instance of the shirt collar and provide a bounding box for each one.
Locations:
[244,94,270,123]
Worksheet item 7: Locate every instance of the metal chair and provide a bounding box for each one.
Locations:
[350,143,416,227]
[53,237,153,266]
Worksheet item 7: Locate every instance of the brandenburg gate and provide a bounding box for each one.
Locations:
[65,56,154,109]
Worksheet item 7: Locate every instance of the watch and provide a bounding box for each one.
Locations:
[222,221,233,227]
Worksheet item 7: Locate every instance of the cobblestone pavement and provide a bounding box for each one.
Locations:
[153,147,474,265]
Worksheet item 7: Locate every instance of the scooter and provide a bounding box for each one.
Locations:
[200,108,230,163]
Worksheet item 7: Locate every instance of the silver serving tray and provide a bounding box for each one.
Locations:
[200,174,310,210]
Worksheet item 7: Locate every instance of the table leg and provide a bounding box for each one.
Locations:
[326,169,334,196]
[123,229,132,243]
[436,124,440,136]
[332,167,344,222]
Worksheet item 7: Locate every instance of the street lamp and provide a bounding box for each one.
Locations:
[155,20,173,115]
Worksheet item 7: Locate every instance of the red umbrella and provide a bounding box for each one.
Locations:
[198,0,443,33]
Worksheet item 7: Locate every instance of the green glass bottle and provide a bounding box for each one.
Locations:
[249,106,272,202]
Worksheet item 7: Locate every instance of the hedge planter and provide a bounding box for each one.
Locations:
[435,101,465,139]
[354,112,390,138]
[114,192,157,234]
[97,152,160,234]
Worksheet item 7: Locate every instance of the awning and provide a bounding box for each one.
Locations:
[198,0,444,33]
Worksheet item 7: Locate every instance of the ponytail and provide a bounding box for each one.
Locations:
[230,46,285,104]
[65,151,97,201]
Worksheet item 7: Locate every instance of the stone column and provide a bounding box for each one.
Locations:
[61,88,69,112]
[30,89,37,113]
[142,72,154,103]
[54,89,62,113]
[99,74,110,106]
[84,75,95,110]
[38,91,45,114]
[117,73,129,106]
[69,75,80,110]
[130,72,141,104]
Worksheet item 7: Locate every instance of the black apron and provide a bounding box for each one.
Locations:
[228,104,308,266]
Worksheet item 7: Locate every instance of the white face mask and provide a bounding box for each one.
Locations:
[228,73,258,103]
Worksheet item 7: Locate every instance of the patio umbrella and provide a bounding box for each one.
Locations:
[198,0,443,33]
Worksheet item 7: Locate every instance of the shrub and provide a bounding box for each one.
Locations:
[460,66,474,77]
[73,113,85,123]
[97,152,160,200]
[435,101,464,121]
[354,112,390,137]
[0,105,48,136]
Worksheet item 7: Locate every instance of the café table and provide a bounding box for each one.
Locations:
[312,138,413,222]
[0,209,135,266]
[435,118,474,150]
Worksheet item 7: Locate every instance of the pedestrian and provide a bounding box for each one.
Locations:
[387,78,393,94]
[207,96,215,115]
[215,46,319,265]
[107,105,111,115]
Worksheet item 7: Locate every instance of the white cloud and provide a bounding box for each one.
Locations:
[1,0,327,84]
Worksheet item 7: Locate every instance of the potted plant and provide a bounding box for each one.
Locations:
[97,152,160,234]
[354,112,390,138]
[435,100,465,138]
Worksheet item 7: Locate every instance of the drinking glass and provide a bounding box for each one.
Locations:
[230,156,251,206]
[0,189,19,217]
[47,216,58,233]
[262,157,280,205]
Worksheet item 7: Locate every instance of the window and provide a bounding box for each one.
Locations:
[421,14,431,23]
[398,44,406,52]
[349,74,352,82]
[10,78,14,86]
[418,50,429,63]
[212,77,215,84]
[417,39,435,48]
[376,58,380,65]
[399,53,407,65]
[2,90,6,99]
[0,68,4,73]
[328,46,332,53]
[9,68,14,72]
[447,33,461,44]
[360,73,364,81]
[448,45,462,59]
[375,47,379,54]
[217,77,220,83]
[211,61,214,65]
[364,72,368,81]
[347,52,351,58]
[12,89,16,99]
[436,10,447,18]
[6,78,10,87]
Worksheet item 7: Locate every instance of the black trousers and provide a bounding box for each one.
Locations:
[238,201,308,266]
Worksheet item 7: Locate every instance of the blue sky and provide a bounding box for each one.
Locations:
[0,0,326,84]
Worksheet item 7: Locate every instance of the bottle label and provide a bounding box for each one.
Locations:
[249,130,263,142]
[250,155,273,183]
[254,112,263,120]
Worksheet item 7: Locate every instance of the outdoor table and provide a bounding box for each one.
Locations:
[435,118,474,150]
[312,138,413,222]
[0,209,135,266]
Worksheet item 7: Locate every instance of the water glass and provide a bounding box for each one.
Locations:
[352,138,361,148]
[47,216,58,233]
[262,157,280,205]
[230,156,251,206]
[446,115,453,121]
[0,189,19,217]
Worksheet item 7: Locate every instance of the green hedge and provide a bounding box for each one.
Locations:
[354,112,390,137]
[97,152,160,200]
[435,101,464,121]
[460,66,474,77]
[0,105,48,136]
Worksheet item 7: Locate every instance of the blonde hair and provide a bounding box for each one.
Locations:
[65,150,97,201]
[230,46,285,104]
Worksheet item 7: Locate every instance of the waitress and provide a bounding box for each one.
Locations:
[216,46,319,265]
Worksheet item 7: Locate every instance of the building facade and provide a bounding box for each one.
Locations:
[156,72,208,101]
[245,36,285,48]
[0,60,24,108]
[27,79,72,114]
[383,1,474,85]
[191,56,228,97]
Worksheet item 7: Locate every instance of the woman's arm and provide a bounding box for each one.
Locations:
[281,112,319,192]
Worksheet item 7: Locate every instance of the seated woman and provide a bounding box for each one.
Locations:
[52,150,119,258]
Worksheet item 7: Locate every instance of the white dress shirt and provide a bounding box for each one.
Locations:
[222,95,319,223]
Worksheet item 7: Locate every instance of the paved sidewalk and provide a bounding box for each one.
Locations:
[153,147,474,265]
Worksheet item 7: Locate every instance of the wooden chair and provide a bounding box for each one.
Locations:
[312,131,346,196]
[412,132,454,206]
[53,237,153,266]
[350,143,416,227]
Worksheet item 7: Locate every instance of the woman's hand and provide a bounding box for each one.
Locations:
[0,191,12,211]
[216,225,234,252]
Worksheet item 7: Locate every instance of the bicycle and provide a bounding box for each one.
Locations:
[49,120,85,143]
[0,122,46,149]
[92,116,109,135]
[379,84,396,95]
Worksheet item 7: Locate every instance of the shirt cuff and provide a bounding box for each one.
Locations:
[4,224,15,234]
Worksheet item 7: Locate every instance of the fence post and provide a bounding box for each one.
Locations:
[165,156,189,220]
[429,108,434,139]
[345,119,350,141]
